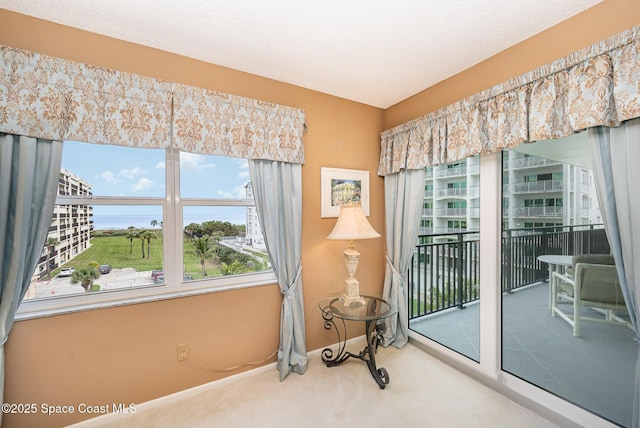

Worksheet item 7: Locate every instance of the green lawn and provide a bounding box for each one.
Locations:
[54,234,259,280]
[57,235,164,274]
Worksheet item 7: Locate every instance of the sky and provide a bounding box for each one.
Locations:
[61,141,251,229]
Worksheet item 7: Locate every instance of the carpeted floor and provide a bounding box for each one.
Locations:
[71,342,558,428]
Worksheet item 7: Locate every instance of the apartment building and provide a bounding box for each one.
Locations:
[32,168,93,280]
[244,181,265,249]
[419,152,600,237]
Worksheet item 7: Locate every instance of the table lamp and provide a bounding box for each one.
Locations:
[327,204,380,306]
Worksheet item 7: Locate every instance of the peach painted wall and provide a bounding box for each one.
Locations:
[0,9,385,427]
[385,0,640,129]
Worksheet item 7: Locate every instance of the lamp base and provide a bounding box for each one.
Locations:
[341,276,365,306]
[341,293,366,306]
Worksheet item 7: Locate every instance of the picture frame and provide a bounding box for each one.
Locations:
[321,167,370,218]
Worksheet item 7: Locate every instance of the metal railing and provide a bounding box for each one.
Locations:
[408,224,609,319]
[502,224,609,293]
[408,231,480,318]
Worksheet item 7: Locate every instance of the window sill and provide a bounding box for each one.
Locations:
[15,271,278,321]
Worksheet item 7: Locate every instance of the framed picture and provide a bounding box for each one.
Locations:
[321,167,370,218]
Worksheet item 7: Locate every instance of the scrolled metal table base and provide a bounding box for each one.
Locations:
[321,310,390,389]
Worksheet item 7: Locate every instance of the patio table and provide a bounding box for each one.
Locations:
[537,255,572,310]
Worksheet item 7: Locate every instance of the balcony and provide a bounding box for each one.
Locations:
[435,186,479,199]
[407,226,635,427]
[435,165,466,178]
[510,157,561,169]
[435,208,467,217]
[513,206,562,217]
[511,179,563,193]
[436,187,467,198]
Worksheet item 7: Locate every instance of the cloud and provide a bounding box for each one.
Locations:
[217,184,247,199]
[155,161,165,169]
[120,167,144,179]
[180,153,216,171]
[100,171,120,184]
[238,169,250,179]
[131,178,154,191]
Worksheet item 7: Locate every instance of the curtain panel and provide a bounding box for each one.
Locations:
[248,160,307,381]
[378,24,640,175]
[0,45,306,163]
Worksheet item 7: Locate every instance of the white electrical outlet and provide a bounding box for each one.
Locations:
[177,343,189,362]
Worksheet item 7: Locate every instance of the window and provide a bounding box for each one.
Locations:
[21,142,272,315]
[447,181,466,189]
[447,201,467,209]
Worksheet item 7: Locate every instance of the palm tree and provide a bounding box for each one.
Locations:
[70,266,101,292]
[126,226,137,255]
[143,230,157,259]
[150,219,158,229]
[192,235,216,277]
[184,223,201,239]
[219,261,247,276]
[44,237,59,278]
[138,230,148,259]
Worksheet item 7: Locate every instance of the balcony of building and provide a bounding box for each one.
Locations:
[435,207,467,217]
[509,156,561,170]
[513,206,563,217]
[508,179,564,194]
[407,227,635,427]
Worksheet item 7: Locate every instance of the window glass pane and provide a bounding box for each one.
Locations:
[183,206,269,280]
[409,155,480,363]
[26,204,164,300]
[180,153,249,199]
[62,140,165,197]
[501,134,636,427]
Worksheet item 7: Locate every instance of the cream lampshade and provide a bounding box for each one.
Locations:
[327,204,380,306]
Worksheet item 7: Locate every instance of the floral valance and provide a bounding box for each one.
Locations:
[0,45,306,163]
[173,84,305,163]
[378,24,640,176]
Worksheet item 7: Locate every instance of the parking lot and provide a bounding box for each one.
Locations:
[28,268,157,299]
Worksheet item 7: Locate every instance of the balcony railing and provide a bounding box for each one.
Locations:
[512,179,563,193]
[435,208,467,217]
[513,206,563,217]
[409,232,480,318]
[408,224,609,319]
[435,166,466,178]
[510,157,561,169]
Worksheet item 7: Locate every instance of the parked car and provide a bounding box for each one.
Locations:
[151,270,163,280]
[58,267,75,277]
[99,265,111,274]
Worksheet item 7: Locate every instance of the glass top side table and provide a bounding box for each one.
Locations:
[318,295,397,389]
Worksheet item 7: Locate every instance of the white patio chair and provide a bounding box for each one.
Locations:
[551,254,631,336]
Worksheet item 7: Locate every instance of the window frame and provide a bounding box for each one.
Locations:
[17,147,276,321]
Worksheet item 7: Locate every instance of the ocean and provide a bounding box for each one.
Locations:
[93,213,247,231]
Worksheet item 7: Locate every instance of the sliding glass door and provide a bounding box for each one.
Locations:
[501,134,637,427]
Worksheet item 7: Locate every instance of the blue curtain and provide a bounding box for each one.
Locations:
[381,168,427,347]
[0,133,63,422]
[589,118,640,428]
[248,159,306,380]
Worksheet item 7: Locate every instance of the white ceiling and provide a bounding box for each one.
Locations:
[1,0,602,108]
